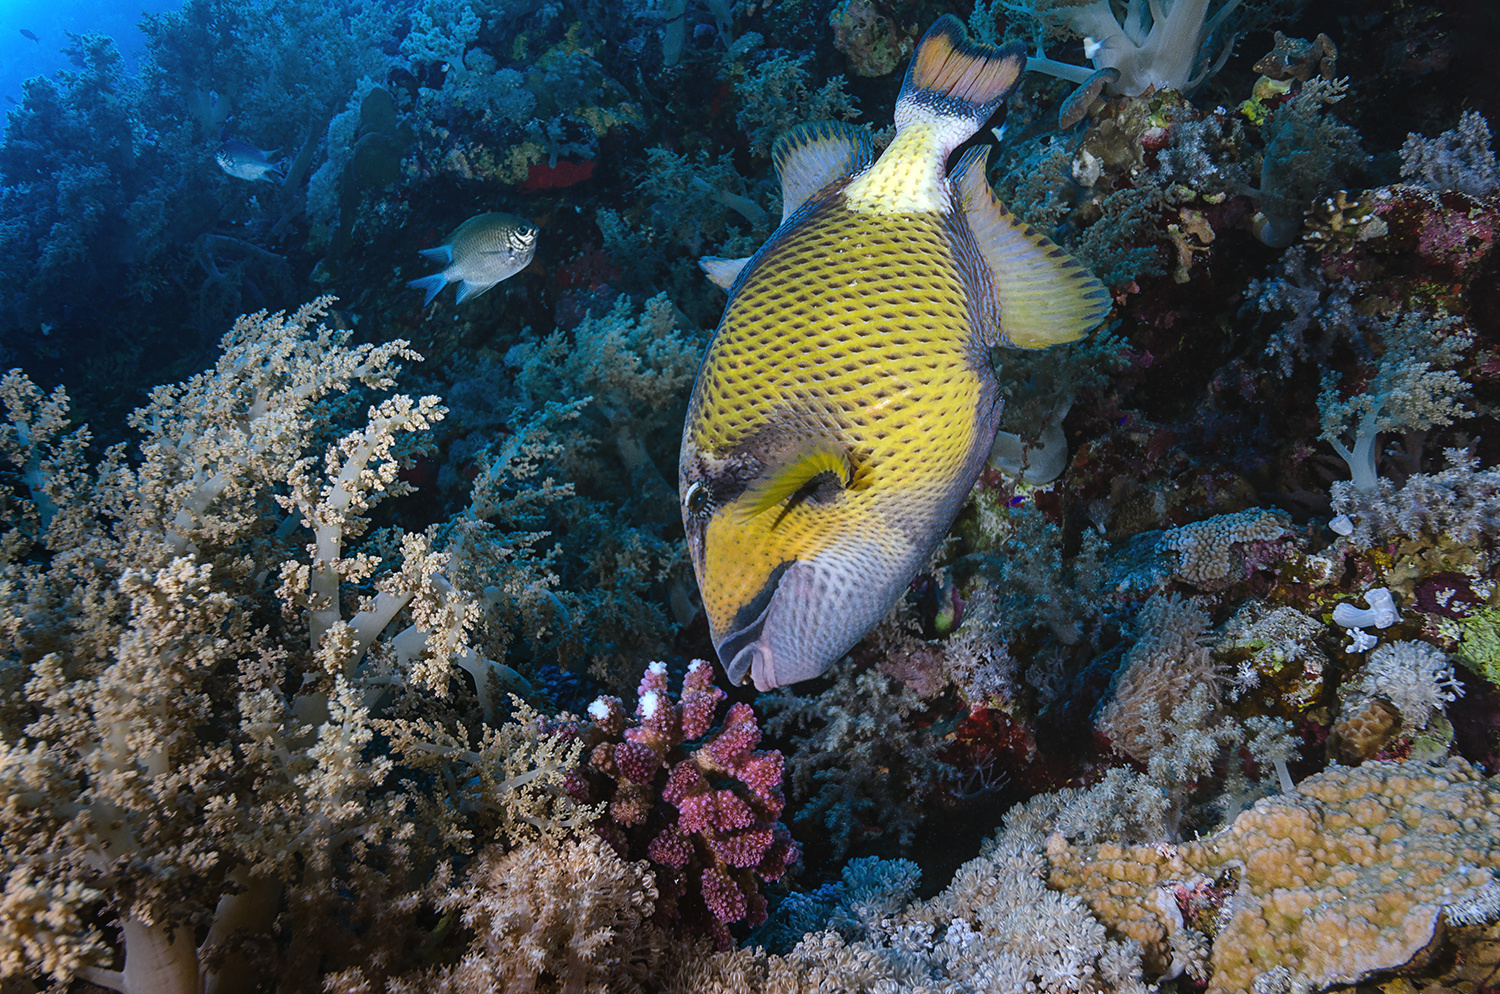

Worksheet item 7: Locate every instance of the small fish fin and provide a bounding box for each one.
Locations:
[737,438,851,521]
[952,146,1111,348]
[771,121,873,222]
[418,245,453,263]
[897,16,1025,138]
[454,279,497,304]
[407,273,449,306]
[699,255,751,290]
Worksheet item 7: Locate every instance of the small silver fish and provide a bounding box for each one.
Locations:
[215,140,283,183]
[407,212,539,305]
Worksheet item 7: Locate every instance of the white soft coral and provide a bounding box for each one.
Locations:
[1012,0,1242,96]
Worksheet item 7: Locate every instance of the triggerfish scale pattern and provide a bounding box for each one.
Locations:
[680,16,1112,692]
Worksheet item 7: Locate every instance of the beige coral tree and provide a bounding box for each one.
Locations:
[0,299,584,994]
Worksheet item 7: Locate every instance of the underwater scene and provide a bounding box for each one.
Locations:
[1,0,1499,990]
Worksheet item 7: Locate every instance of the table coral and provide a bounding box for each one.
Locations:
[1046,758,1500,993]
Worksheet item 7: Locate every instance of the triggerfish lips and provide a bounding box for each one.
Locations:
[713,553,893,692]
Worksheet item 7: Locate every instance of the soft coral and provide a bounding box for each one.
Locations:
[1010,0,1242,96]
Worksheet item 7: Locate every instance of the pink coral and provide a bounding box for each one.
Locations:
[579,660,798,948]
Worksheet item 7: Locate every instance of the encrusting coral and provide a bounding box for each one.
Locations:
[1046,758,1500,993]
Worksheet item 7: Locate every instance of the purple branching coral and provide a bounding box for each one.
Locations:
[577,660,797,949]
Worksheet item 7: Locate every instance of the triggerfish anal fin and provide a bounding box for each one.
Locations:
[951,146,1113,348]
[771,121,874,224]
[736,437,853,522]
[699,255,750,290]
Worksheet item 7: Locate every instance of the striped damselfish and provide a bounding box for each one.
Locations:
[679,16,1112,691]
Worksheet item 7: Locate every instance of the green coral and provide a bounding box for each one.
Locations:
[1458,607,1500,685]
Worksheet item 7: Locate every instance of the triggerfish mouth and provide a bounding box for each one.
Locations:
[679,16,1111,691]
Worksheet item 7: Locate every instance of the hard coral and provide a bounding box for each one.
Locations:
[1158,508,1291,588]
[1046,758,1500,993]
[582,661,796,949]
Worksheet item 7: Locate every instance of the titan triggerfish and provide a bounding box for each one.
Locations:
[679,16,1112,691]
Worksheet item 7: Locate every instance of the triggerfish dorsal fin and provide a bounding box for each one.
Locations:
[951,146,1112,348]
[699,255,751,290]
[772,121,873,223]
[736,437,852,522]
[846,16,1025,214]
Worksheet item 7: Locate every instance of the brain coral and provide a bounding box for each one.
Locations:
[1046,758,1500,993]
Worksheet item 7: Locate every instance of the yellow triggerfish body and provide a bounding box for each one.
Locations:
[679,16,1112,691]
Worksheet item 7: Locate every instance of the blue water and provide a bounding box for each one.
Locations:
[0,0,182,104]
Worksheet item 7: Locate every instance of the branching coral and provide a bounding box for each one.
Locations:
[727,45,861,158]
[0,301,587,994]
[575,661,797,948]
[1357,640,1463,731]
[1330,446,1500,548]
[1252,77,1368,247]
[759,662,957,862]
[381,833,665,994]
[503,293,707,675]
[1004,0,1244,96]
[1401,110,1500,199]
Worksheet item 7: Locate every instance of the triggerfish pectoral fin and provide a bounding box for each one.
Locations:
[735,437,853,522]
[951,146,1113,347]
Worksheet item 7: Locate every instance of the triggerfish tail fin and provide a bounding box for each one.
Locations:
[407,273,449,306]
[772,121,873,223]
[896,15,1025,142]
[736,437,853,523]
[951,146,1112,348]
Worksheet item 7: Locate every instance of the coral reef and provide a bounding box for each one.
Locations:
[2,0,1500,989]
